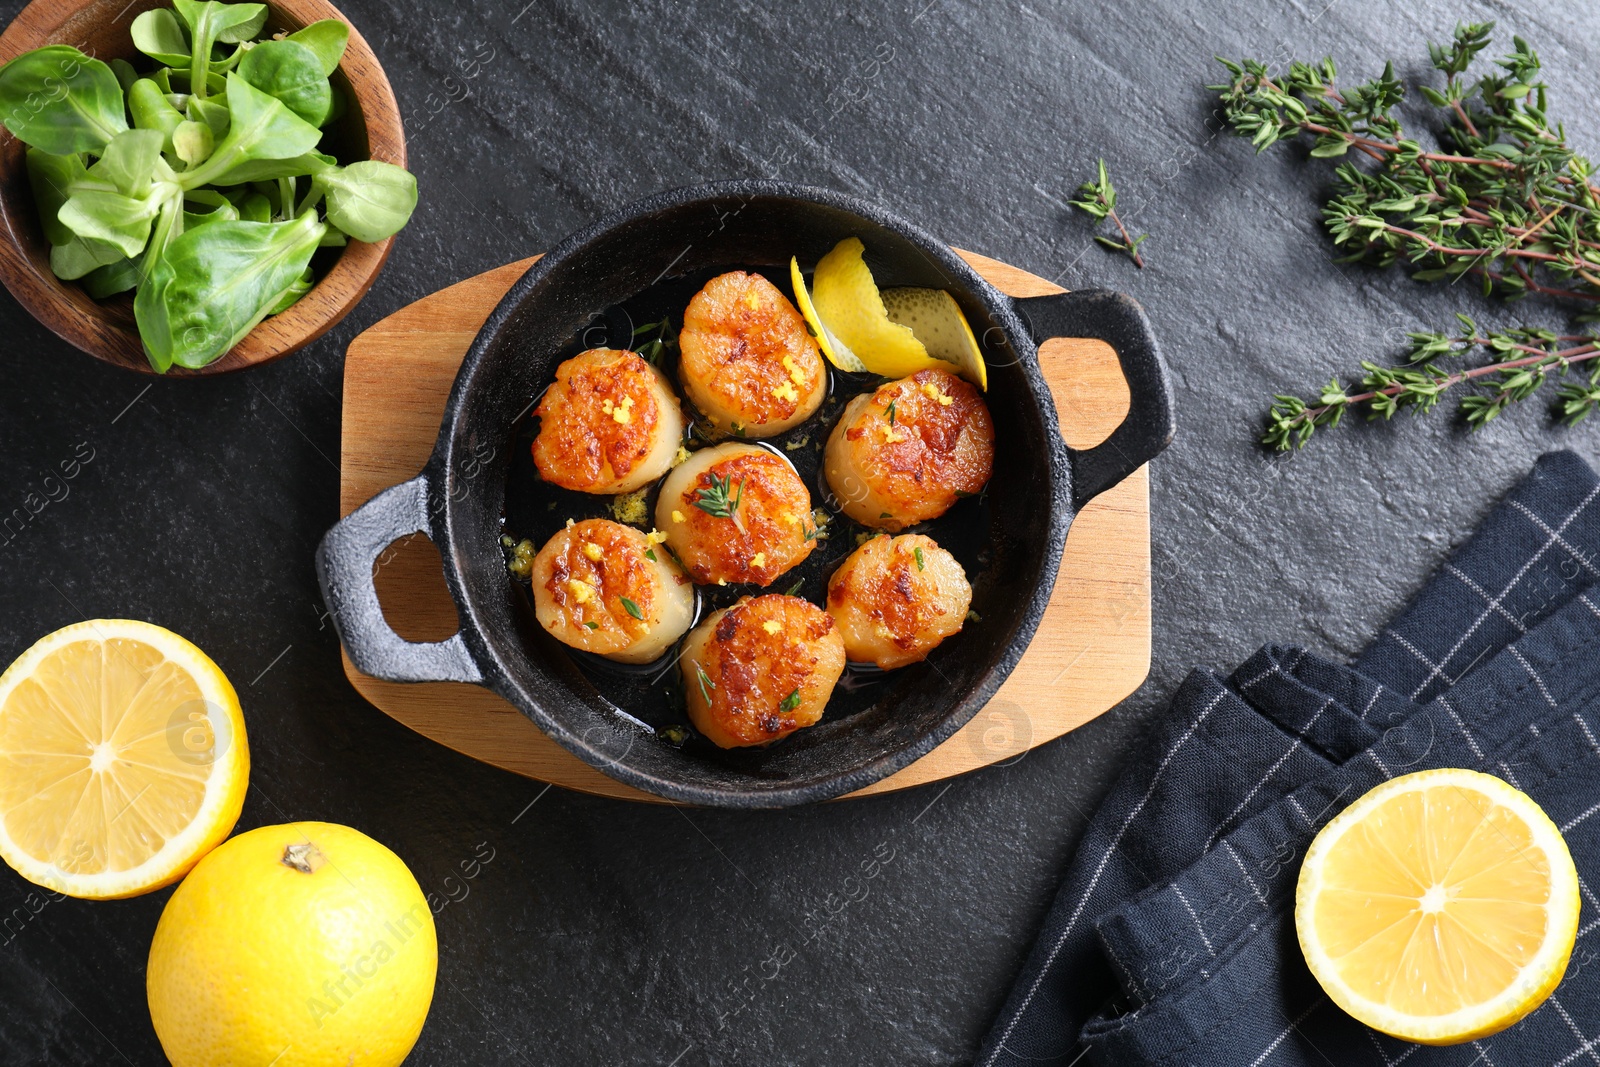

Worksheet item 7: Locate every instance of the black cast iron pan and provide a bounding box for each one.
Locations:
[315,180,1173,808]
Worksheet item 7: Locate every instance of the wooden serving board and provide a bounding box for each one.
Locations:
[338,251,1150,802]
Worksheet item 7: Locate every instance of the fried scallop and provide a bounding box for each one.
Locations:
[678,271,827,437]
[680,595,846,748]
[532,348,684,494]
[655,442,816,586]
[824,367,993,531]
[827,534,972,670]
[529,519,693,664]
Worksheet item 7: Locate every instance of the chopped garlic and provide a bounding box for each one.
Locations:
[761,619,783,635]
[581,542,603,562]
[645,529,669,546]
[716,578,727,586]
[672,509,686,523]
[564,517,575,529]
[611,395,634,424]
[567,579,595,605]
[750,552,767,568]
[610,487,649,525]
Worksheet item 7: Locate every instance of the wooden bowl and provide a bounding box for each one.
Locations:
[0,0,406,375]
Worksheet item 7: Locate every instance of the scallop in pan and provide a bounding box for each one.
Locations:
[529,519,693,664]
[824,366,993,531]
[532,348,684,494]
[680,594,846,748]
[655,442,817,587]
[677,271,827,438]
[826,534,971,670]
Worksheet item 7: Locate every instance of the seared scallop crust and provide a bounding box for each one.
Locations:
[826,534,972,670]
[655,442,816,586]
[824,367,993,531]
[680,595,846,748]
[530,519,693,664]
[532,348,685,494]
[678,271,826,437]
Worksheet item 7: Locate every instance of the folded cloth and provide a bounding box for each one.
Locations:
[976,450,1600,1067]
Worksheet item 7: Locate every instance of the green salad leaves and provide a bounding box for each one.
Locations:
[0,45,128,154]
[0,2,418,371]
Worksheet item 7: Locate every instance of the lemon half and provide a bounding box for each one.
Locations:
[1296,768,1579,1044]
[0,620,248,899]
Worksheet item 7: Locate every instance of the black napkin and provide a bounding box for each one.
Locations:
[976,450,1600,1067]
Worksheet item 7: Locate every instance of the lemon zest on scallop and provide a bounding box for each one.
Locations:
[781,354,807,387]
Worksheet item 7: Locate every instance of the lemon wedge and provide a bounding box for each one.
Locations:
[793,237,931,377]
[881,286,988,391]
[0,620,249,899]
[793,238,988,387]
[791,255,866,372]
[1296,768,1578,1045]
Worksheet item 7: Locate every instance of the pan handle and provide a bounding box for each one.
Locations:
[1013,289,1175,509]
[315,474,485,685]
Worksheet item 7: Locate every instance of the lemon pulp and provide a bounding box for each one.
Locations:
[1296,768,1578,1044]
[0,620,248,898]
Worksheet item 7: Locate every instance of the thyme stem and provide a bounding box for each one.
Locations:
[1069,159,1147,268]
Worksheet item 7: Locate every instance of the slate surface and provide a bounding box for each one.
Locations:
[1,0,1598,1063]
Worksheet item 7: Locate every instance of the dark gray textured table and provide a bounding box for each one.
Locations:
[2,1,1598,1063]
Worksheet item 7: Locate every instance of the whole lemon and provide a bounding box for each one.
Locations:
[147,822,437,1067]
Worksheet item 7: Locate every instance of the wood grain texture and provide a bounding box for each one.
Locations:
[0,0,405,374]
[338,251,1150,802]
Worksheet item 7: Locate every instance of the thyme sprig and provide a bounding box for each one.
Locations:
[1213,24,1600,304]
[693,472,744,520]
[632,316,678,365]
[1069,159,1147,268]
[1216,23,1600,447]
[693,473,747,539]
[1264,314,1600,450]
[694,662,716,703]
